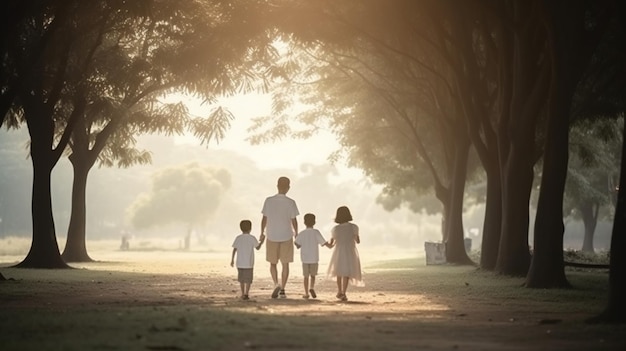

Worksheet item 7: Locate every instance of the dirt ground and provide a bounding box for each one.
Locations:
[1,250,625,351]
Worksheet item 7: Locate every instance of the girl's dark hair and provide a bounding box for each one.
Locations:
[334,206,353,224]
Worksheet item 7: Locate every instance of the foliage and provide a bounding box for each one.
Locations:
[249,2,484,215]
[564,117,622,220]
[126,162,231,231]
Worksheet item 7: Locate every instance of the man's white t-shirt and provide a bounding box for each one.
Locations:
[295,228,327,264]
[261,194,299,242]
[232,233,259,269]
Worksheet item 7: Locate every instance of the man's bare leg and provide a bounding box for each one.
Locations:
[270,263,279,286]
[279,262,289,297]
[270,263,281,298]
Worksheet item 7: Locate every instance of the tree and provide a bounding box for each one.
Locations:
[587,0,626,323]
[564,119,622,253]
[252,0,480,264]
[3,0,277,267]
[5,1,131,268]
[527,0,621,287]
[126,163,231,248]
[60,0,276,262]
[587,113,626,323]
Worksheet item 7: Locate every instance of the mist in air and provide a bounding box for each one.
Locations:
[0,128,450,261]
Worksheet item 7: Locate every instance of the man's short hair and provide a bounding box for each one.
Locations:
[277,176,290,188]
[240,220,252,232]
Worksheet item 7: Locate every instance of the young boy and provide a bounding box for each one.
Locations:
[230,220,264,300]
[294,213,332,299]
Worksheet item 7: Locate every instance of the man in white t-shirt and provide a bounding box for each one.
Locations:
[260,176,299,298]
[295,213,332,299]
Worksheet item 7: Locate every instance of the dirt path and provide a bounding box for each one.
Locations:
[1,252,625,350]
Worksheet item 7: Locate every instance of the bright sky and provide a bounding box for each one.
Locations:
[174,93,364,180]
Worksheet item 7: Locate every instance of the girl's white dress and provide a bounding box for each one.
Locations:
[327,222,363,286]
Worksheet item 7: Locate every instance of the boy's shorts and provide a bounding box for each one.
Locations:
[302,263,319,277]
[266,239,294,264]
[237,268,253,284]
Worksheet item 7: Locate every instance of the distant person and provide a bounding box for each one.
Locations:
[120,231,130,250]
[260,176,299,298]
[294,213,332,299]
[327,206,363,301]
[230,220,264,300]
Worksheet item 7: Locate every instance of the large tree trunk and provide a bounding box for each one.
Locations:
[527,0,610,288]
[480,161,502,270]
[445,136,473,265]
[580,202,598,253]
[494,1,548,277]
[525,80,570,288]
[434,182,450,243]
[61,157,93,262]
[16,115,68,268]
[587,0,626,324]
[495,144,532,276]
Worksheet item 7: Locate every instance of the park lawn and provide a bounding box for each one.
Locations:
[0,253,625,351]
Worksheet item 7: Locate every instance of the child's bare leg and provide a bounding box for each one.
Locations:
[310,275,316,289]
[239,282,245,297]
[244,283,251,296]
[336,277,342,297]
[342,277,349,294]
[303,275,309,295]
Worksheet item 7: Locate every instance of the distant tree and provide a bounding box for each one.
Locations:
[126,163,231,248]
[564,119,622,253]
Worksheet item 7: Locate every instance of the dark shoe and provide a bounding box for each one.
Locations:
[341,294,348,301]
[243,295,250,300]
[279,289,286,298]
[309,289,317,299]
[271,286,281,299]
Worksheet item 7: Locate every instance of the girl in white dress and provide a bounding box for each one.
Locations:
[327,206,363,301]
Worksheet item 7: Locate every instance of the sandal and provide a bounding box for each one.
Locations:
[302,294,310,299]
[309,289,317,299]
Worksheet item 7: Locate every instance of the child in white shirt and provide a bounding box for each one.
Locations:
[230,220,264,300]
[294,213,332,299]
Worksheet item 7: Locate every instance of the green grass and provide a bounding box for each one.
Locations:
[366,257,610,315]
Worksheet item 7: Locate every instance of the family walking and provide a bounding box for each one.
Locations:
[230,176,363,301]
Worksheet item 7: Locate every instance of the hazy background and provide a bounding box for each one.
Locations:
[0,94,613,259]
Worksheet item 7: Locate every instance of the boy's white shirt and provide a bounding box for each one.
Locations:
[295,228,327,264]
[232,233,259,268]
